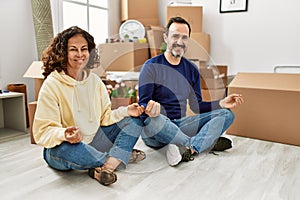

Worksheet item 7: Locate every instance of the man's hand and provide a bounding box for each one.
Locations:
[64,126,83,144]
[145,100,161,117]
[128,103,145,117]
[219,93,244,109]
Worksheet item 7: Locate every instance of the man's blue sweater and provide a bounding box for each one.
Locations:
[138,54,221,120]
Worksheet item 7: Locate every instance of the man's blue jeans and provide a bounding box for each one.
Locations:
[43,117,143,171]
[142,109,235,153]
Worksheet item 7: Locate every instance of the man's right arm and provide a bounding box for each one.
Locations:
[138,63,155,108]
[138,63,161,118]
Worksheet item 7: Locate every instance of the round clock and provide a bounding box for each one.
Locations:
[119,19,145,40]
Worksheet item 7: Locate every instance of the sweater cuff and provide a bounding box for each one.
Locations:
[57,129,66,141]
[117,106,129,118]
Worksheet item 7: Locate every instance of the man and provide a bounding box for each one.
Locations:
[138,17,244,166]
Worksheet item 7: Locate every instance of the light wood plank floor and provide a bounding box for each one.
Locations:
[1,130,299,200]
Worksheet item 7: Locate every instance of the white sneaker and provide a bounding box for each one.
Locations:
[166,144,182,166]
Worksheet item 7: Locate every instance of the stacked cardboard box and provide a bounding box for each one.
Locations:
[121,0,159,26]
[186,65,227,116]
[93,42,149,77]
[146,26,165,57]
[166,5,210,62]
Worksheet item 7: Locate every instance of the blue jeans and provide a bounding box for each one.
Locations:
[43,117,143,171]
[142,109,235,154]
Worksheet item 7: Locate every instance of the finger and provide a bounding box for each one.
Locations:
[150,103,158,117]
[140,105,145,112]
[78,133,83,142]
[236,97,243,104]
[136,106,144,115]
[145,101,154,113]
[68,126,79,135]
[131,103,139,107]
[237,97,243,104]
[154,102,160,116]
[145,105,154,116]
[151,102,160,117]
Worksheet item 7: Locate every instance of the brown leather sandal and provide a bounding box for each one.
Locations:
[88,167,117,186]
[129,149,146,163]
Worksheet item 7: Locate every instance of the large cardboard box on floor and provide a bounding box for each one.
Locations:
[167,6,203,32]
[94,42,149,75]
[23,61,44,100]
[227,72,300,146]
[121,0,159,26]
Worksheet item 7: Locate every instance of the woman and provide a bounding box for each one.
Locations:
[33,26,145,186]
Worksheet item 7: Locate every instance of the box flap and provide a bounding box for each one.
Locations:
[229,72,300,91]
[23,61,44,79]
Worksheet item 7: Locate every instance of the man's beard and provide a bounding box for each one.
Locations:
[170,44,185,58]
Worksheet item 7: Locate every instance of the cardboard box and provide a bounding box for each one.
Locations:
[95,42,149,74]
[189,59,207,69]
[23,61,44,100]
[201,78,226,89]
[186,88,225,115]
[185,32,210,62]
[227,72,300,146]
[146,26,165,57]
[111,98,131,110]
[28,101,37,144]
[200,65,228,89]
[121,0,159,26]
[201,88,226,101]
[167,6,203,32]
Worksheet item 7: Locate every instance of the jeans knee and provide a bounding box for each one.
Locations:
[143,114,169,126]
[224,109,235,124]
[130,116,144,126]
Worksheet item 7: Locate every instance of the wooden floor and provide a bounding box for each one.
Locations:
[1,129,300,200]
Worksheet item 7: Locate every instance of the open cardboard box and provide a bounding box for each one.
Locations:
[227,72,300,146]
[23,61,44,101]
[23,61,44,144]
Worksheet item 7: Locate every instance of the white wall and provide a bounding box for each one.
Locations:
[1,0,300,102]
[161,0,300,75]
[0,0,37,102]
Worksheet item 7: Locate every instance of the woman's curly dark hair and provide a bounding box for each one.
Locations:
[41,26,100,79]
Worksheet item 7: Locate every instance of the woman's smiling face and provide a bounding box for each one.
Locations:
[67,34,90,70]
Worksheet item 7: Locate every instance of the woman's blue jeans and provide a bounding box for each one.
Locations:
[43,117,143,171]
[142,109,235,154]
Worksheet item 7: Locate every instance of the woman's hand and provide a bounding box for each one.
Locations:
[219,93,244,109]
[64,126,83,144]
[145,100,161,117]
[127,103,145,117]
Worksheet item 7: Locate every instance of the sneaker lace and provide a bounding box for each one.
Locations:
[181,149,194,162]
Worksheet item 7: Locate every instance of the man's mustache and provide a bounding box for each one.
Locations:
[172,44,185,49]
